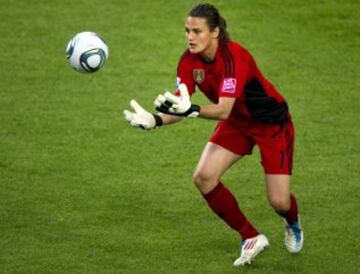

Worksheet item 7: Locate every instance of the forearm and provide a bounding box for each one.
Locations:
[159,113,184,125]
[198,103,231,120]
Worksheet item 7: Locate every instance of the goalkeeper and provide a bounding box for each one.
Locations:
[124,3,303,266]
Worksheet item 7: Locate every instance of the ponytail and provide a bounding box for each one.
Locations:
[218,15,230,44]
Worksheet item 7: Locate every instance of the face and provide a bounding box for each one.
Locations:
[185,16,219,57]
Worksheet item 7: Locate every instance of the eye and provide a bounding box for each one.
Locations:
[185,28,190,34]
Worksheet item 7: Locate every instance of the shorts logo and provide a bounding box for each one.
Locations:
[193,69,205,84]
[221,78,237,94]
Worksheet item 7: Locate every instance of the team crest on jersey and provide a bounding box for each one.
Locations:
[193,69,205,84]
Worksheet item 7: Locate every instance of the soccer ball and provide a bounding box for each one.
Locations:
[66,31,109,73]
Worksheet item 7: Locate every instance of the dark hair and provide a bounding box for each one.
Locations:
[188,3,230,44]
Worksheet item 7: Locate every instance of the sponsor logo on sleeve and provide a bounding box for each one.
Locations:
[221,78,237,94]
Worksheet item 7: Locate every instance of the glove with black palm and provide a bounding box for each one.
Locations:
[154,84,200,117]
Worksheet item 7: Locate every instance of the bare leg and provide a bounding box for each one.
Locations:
[265,174,291,212]
[193,142,242,194]
[193,142,259,240]
[266,174,303,253]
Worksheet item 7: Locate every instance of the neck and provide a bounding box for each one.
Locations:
[200,39,219,61]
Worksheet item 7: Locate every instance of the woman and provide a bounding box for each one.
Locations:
[124,3,303,266]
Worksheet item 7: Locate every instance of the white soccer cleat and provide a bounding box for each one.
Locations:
[284,216,304,253]
[233,234,269,266]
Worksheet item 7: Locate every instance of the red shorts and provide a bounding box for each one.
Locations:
[209,119,295,175]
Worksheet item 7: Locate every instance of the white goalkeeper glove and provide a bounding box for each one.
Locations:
[124,100,163,130]
[154,83,200,117]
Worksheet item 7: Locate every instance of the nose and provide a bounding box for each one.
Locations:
[186,31,195,41]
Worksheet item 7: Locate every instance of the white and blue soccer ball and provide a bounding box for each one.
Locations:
[66,31,109,73]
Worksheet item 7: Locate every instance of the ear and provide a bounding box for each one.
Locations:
[212,26,220,39]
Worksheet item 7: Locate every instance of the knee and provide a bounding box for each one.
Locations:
[193,169,217,191]
[268,196,290,212]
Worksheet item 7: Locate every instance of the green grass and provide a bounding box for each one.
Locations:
[1,0,359,273]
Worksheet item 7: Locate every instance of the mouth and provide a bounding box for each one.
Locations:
[189,42,196,49]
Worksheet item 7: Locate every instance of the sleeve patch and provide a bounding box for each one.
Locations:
[221,78,237,94]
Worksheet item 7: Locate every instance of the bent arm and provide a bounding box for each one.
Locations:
[198,97,236,120]
[154,84,236,122]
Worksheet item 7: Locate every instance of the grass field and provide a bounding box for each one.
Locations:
[1,0,359,273]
